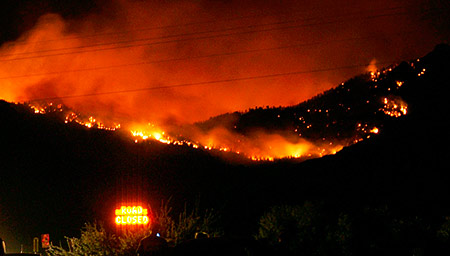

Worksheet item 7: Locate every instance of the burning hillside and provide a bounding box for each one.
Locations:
[15,51,430,162]
[0,0,444,161]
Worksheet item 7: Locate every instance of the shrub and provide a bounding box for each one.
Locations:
[437,216,450,242]
[255,202,320,253]
[48,222,126,255]
[153,200,222,245]
[255,202,354,255]
[48,201,221,255]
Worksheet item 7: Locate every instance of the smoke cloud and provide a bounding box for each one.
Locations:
[0,0,440,126]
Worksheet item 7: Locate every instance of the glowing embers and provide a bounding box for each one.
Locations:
[396,81,404,87]
[28,102,63,114]
[26,102,121,130]
[368,65,397,86]
[115,206,150,225]
[67,115,121,131]
[356,123,380,134]
[370,127,379,134]
[380,97,408,117]
[417,68,426,77]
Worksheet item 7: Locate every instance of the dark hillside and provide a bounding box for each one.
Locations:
[220,44,450,253]
[194,46,448,155]
[232,44,450,211]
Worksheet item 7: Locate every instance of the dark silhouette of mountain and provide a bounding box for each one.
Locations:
[194,45,449,155]
[0,44,449,253]
[238,43,450,203]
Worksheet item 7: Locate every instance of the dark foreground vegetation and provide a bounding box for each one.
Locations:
[45,200,450,255]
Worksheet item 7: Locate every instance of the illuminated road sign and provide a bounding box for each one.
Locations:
[115,206,150,225]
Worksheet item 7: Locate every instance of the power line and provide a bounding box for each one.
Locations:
[9,4,407,47]
[27,60,398,102]
[0,31,416,80]
[0,9,420,62]
[2,5,424,60]
[1,7,402,57]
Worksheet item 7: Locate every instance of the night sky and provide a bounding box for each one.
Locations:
[0,0,449,253]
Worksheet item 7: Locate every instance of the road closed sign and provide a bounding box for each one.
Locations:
[115,206,150,225]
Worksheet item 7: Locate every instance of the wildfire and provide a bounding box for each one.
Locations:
[0,0,424,163]
[356,123,380,136]
[18,64,412,162]
[381,97,408,117]
[29,102,63,114]
[71,116,120,130]
[128,122,347,161]
[19,100,383,162]
[130,124,173,144]
[28,102,121,131]
[21,63,415,163]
